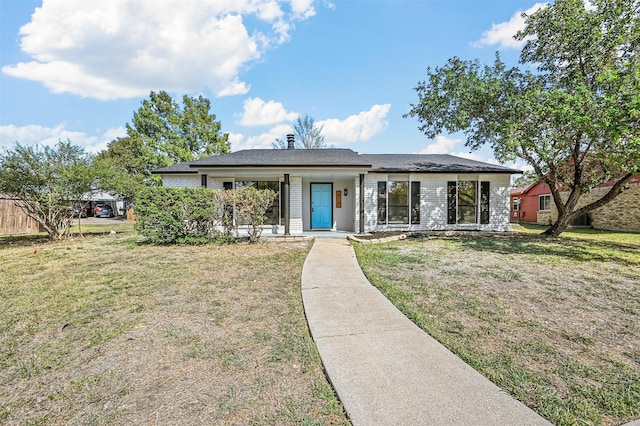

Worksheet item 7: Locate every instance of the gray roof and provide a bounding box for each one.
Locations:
[189,149,371,167]
[153,149,520,174]
[362,154,520,174]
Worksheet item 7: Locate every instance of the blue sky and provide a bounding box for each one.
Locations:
[1,0,544,170]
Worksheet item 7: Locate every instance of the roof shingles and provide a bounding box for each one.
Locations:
[153,149,520,174]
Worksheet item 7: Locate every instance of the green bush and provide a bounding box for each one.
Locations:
[235,186,277,244]
[134,186,277,245]
[135,186,221,244]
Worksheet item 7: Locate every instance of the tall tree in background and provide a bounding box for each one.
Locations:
[273,114,328,149]
[406,0,639,236]
[97,91,230,201]
[0,140,96,240]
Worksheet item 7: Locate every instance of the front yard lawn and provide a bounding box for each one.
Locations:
[353,231,640,426]
[0,224,348,425]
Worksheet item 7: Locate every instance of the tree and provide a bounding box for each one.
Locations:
[97,91,230,201]
[0,140,96,240]
[405,0,639,236]
[512,170,539,188]
[273,114,328,149]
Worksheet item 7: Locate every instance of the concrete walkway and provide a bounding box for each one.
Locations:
[301,238,551,426]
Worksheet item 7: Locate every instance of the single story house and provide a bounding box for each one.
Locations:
[510,176,640,231]
[509,181,553,224]
[153,137,521,235]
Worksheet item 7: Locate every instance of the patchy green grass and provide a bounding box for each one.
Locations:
[354,233,640,426]
[0,225,348,425]
[513,223,640,245]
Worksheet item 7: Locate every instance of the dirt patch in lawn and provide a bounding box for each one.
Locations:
[354,234,640,426]
[0,230,348,425]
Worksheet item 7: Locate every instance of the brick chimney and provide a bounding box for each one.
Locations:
[287,133,295,150]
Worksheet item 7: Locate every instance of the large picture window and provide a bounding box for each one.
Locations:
[447,180,490,225]
[539,194,551,211]
[377,181,420,225]
[235,181,280,225]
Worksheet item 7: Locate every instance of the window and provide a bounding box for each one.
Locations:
[447,182,457,224]
[201,174,207,187]
[457,181,477,224]
[447,180,490,225]
[388,181,409,224]
[480,181,490,224]
[513,198,521,211]
[235,181,280,225]
[539,194,551,211]
[377,181,420,225]
[377,182,387,224]
[411,182,420,224]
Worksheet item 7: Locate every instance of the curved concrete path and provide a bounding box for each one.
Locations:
[301,238,551,426]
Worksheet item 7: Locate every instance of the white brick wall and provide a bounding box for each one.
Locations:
[162,174,200,187]
[361,173,512,233]
[289,176,303,234]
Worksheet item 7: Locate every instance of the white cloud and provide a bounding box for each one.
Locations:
[0,123,126,153]
[472,3,547,49]
[231,124,293,151]
[319,104,391,145]
[239,97,299,126]
[418,135,461,154]
[2,0,317,100]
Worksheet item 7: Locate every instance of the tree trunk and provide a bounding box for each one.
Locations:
[542,212,574,237]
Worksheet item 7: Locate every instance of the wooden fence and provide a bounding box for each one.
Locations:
[0,197,41,235]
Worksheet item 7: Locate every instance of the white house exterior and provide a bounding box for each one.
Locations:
[154,141,519,235]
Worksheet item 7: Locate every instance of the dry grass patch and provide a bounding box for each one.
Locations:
[353,233,640,426]
[0,225,348,425]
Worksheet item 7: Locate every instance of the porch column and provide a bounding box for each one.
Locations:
[359,174,365,234]
[284,174,290,235]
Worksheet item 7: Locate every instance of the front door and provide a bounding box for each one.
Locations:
[311,183,332,229]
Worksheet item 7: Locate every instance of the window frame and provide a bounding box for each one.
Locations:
[539,194,551,211]
[513,198,521,211]
[377,179,420,225]
[447,180,490,225]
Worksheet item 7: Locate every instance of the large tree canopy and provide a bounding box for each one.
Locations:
[0,140,96,240]
[97,91,230,201]
[406,0,639,236]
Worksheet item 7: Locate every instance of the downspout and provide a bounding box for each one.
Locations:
[359,174,365,234]
[284,173,290,235]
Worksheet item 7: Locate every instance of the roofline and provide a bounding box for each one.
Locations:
[151,170,198,174]
[189,164,373,169]
[377,170,519,174]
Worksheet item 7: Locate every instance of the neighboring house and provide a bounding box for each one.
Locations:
[510,176,640,231]
[509,181,553,224]
[153,139,520,235]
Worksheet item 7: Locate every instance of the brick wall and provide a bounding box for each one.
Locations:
[361,173,512,233]
[290,177,303,233]
[546,183,640,231]
[162,174,200,187]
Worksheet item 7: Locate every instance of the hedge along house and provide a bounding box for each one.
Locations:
[153,135,521,235]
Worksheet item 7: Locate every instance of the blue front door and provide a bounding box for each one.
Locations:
[311,183,332,229]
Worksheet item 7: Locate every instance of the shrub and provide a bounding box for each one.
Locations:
[135,186,278,245]
[235,186,277,244]
[135,187,221,244]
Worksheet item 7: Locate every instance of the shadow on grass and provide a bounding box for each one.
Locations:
[411,233,640,266]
